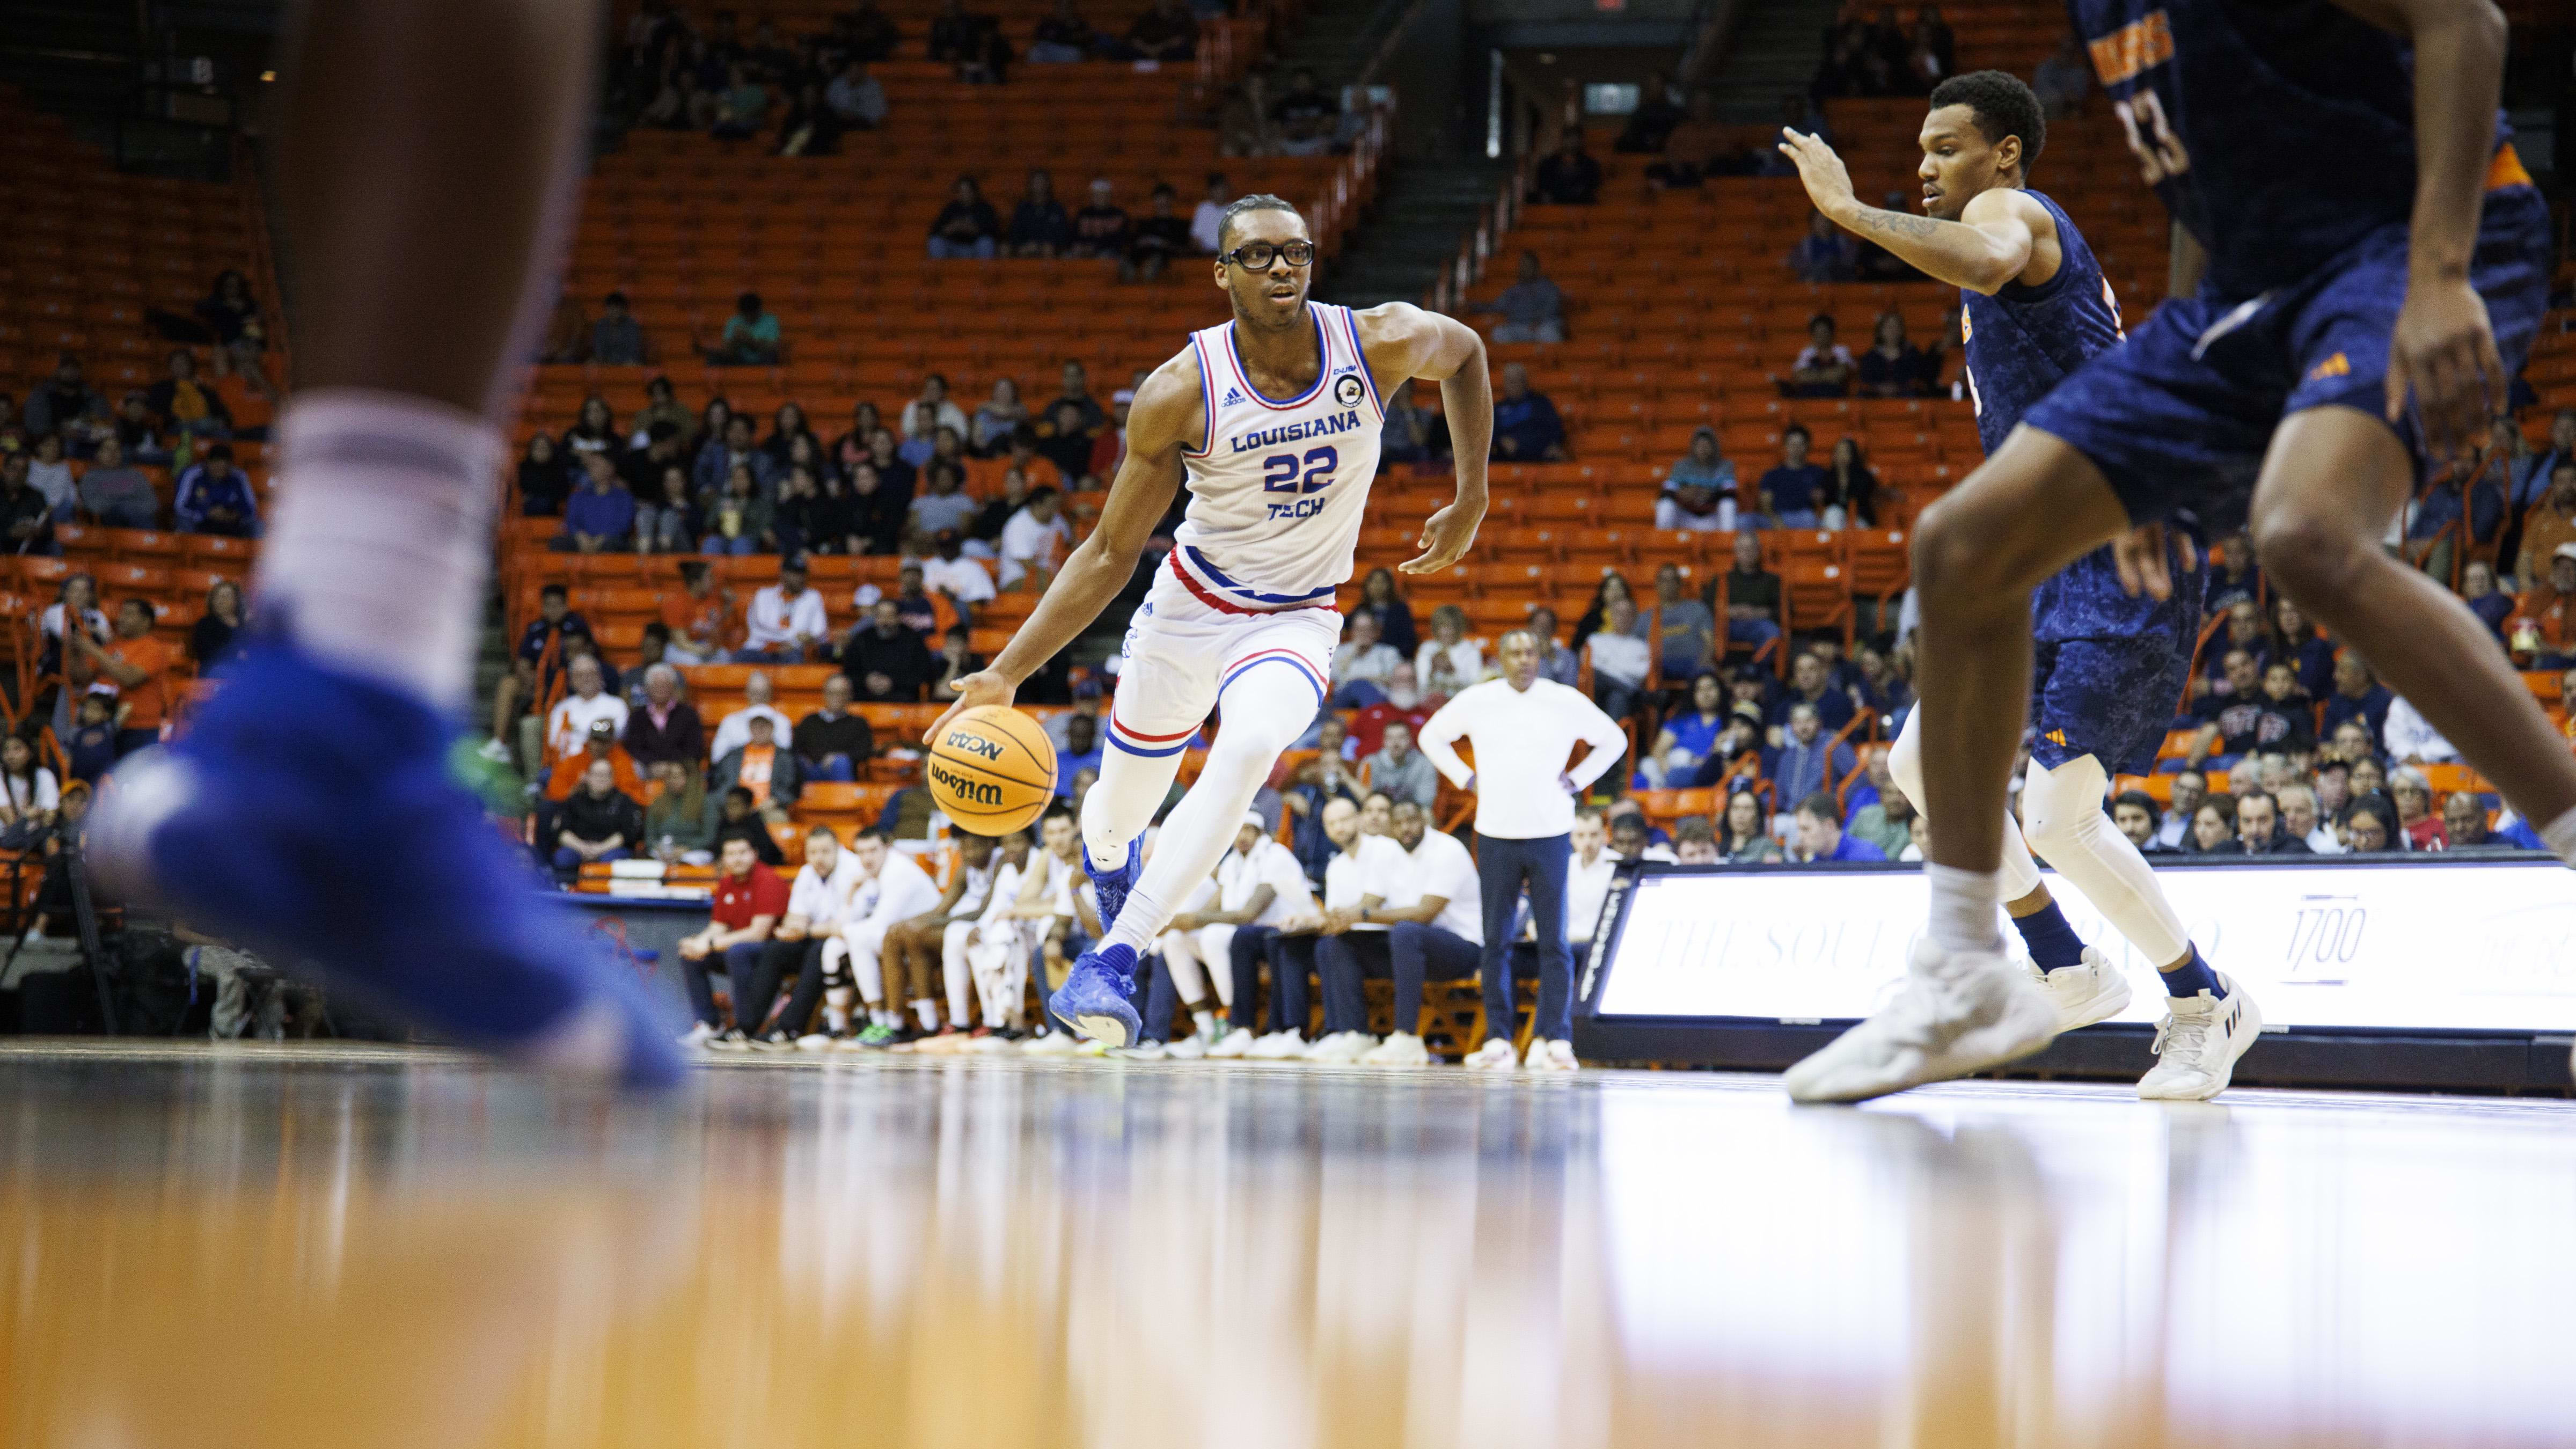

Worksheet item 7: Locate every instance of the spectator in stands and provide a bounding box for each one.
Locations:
[1377,378,1440,470]
[968,378,1030,457]
[173,444,259,537]
[1351,662,1436,753]
[1124,185,1194,282]
[23,434,76,522]
[1415,603,1482,696]
[1646,674,1728,787]
[656,561,733,665]
[196,269,264,355]
[1269,68,1340,157]
[2340,799,2394,853]
[824,56,887,129]
[1856,312,1933,397]
[2320,650,2394,745]
[1007,170,1076,257]
[701,463,775,554]
[1786,316,1856,398]
[1330,609,1405,706]
[618,663,702,767]
[2185,648,2265,770]
[1817,437,1880,529]
[706,291,781,367]
[1786,792,1873,865]
[1646,564,1714,679]
[840,0,901,62]
[1570,571,1638,654]
[1666,817,1717,865]
[2387,768,2443,850]
[1615,70,1684,152]
[927,624,984,702]
[1000,485,1071,588]
[714,713,802,818]
[927,175,1002,259]
[739,558,829,662]
[1362,720,1438,808]
[709,670,794,760]
[1352,566,1419,657]
[2252,658,2318,754]
[2188,797,2240,853]
[1533,130,1602,204]
[676,835,788,1044]
[2110,791,2166,852]
[643,760,718,865]
[67,599,171,759]
[544,654,631,763]
[1121,0,1199,59]
[1070,177,1133,259]
[1029,0,1099,60]
[1477,251,1568,345]
[930,0,1009,81]
[1710,791,1776,862]
[1768,702,1853,815]
[186,577,248,672]
[1755,425,1829,529]
[0,734,59,840]
[1587,593,1651,720]
[1788,213,1857,283]
[792,672,873,781]
[2032,35,2090,116]
[843,599,938,701]
[2456,559,2514,645]
[2509,545,2576,668]
[587,291,648,365]
[23,355,106,441]
[708,60,769,138]
[552,758,645,876]
[111,392,166,463]
[539,294,589,363]
[1658,428,1737,531]
[553,451,636,553]
[1905,8,1954,91]
[2234,791,2308,855]
[2269,595,2334,697]
[2441,792,2501,852]
[1188,172,1231,253]
[1523,608,1576,689]
[1491,363,1567,462]
[66,435,152,529]
[2277,782,2338,853]
[515,433,572,517]
[4,456,58,553]
[148,350,232,441]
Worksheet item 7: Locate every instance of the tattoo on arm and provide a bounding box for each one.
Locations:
[1857,206,1940,240]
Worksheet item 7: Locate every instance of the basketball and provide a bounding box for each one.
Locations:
[925,706,1059,834]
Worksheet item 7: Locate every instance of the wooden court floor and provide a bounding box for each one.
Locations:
[2,1042,2571,1449]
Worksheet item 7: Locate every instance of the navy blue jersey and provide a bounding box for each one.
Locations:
[2066,0,2470,301]
[1960,189,2124,457]
[1957,189,2191,644]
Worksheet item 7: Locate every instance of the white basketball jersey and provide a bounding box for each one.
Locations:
[1170,303,1385,610]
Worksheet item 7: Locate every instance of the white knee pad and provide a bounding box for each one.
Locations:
[2019,752,2190,964]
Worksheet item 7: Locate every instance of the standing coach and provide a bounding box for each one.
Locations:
[1416,630,1628,1070]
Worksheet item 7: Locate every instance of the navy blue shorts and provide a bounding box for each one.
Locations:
[2030,631,2195,776]
[2023,186,2553,536]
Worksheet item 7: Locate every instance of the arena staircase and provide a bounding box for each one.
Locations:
[1700,0,1833,122]
[1319,159,1511,308]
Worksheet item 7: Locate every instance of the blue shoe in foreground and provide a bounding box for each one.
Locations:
[1087,837,1141,938]
[86,645,686,1089]
[1049,942,1141,1048]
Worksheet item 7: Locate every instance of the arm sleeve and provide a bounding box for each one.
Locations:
[1562,688,1630,793]
[1416,694,1474,788]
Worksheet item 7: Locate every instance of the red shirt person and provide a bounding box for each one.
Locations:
[676,836,788,1042]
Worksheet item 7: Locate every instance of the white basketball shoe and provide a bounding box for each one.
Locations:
[1784,938,2060,1104]
[2138,977,2262,1101]
[2036,946,2132,1031]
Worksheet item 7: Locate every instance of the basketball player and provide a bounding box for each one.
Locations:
[927,198,1492,1046]
[1776,72,2252,1101]
[83,1,679,1085]
[1783,0,2565,1102]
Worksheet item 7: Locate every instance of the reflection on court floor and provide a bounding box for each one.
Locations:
[3,1045,2571,1448]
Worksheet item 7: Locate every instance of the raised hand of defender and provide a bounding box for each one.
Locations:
[924,670,1018,745]
[1403,500,1480,575]
[2387,275,2506,470]
[1776,128,1857,218]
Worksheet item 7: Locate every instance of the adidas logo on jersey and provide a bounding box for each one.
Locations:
[1222,387,1246,406]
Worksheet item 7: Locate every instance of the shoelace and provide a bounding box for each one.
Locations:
[2151,1014,2210,1059]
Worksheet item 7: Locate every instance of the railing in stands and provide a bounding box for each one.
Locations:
[1193,0,1308,105]
[1311,100,1395,259]
[1426,164,1525,313]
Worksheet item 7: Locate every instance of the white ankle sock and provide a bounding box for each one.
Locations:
[913,999,938,1029]
[1926,863,2005,954]
[256,390,503,711]
[2541,806,2576,869]
[1191,1008,1216,1038]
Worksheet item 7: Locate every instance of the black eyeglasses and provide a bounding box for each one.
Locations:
[1219,239,1315,270]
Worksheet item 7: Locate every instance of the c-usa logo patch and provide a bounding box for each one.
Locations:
[1334,375,1364,407]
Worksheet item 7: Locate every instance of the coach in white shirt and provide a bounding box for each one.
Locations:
[1415,628,1628,1071]
[740,558,832,662]
[734,825,863,1046]
[544,653,630,760]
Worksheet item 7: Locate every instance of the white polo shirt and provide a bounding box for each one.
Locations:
[787,852,866,931]
[1398,828,1483,945]
[1218,836,1315,928]
[1418,677,1629,839]
[1323,833,1410,931]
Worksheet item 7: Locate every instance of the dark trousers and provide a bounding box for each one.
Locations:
[683,940,770,1028]
[1388,920,1483,1040]
[740,937,826,1038]
[1239,926,1308,1034]
[1313,930,1389,1035]
[1480,831,1574,1043]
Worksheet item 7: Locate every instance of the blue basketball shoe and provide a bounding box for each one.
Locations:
[1087,837,1141,936]
[86,645,685,1088]
[1049,942,1142,1048]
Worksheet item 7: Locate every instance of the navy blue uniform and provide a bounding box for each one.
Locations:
[1964,189,2204,773]
[2027,0,2551,537]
